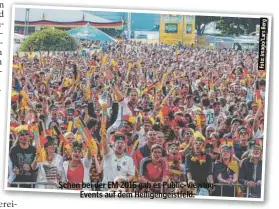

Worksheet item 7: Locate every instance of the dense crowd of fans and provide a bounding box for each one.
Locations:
[8,40,266,198]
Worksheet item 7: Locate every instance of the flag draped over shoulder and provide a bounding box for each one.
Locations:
[255,89,262,107]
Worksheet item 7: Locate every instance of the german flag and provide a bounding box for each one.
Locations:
[255,89,262,107]
[142,81,158,95]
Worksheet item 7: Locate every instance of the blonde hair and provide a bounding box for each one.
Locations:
[64,132,75,140]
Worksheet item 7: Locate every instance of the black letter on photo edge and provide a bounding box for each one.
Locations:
[258,17,268,71]
[59,181,63,189]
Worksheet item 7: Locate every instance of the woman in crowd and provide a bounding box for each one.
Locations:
[62,141,92,190]
[31,136,65,189]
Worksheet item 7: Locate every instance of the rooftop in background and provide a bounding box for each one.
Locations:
[85,11,160,31]
[14,8,123,29]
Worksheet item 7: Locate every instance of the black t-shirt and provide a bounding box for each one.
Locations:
[234,144,247,159]
[10,144,37,182]
[185,153,212,184]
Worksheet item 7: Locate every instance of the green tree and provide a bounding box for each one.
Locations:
[20,27,80,53]
[216,17,260,36]
[195,16,221,36]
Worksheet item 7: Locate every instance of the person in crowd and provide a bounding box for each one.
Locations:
[102,131,135,189]
[234,126,250,161]
[31,136,65,189]
[185,137,214,196]
[62,141,92,190]
[9,125,37,188]
[239,139,262,198]
[213,144,241,197]
[133,130,157,170]
[139,144,169,193]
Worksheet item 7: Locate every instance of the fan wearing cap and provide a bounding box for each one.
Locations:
[120,115,137,151]
[185,137,214,195]
[66,107,75,123]
[213,145,240,197]
[102,131,135,189]
[179,128,195,159]
[233,126,249,161]
[223,118,243,139]
[139,144,169,192]
[9,125,37,188]
[31,136,65,189]
[239,139,262,198]
[62,141,92,190]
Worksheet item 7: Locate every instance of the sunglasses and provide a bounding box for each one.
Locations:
[239,132,248,135]
[19,133,29,137]
[184,132,192,136]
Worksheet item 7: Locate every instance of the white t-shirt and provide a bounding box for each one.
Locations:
[35,154,65,189]
[102,148,135,186]
[203,109,216,126]
[115,98,133,123]
[254,128,264,139]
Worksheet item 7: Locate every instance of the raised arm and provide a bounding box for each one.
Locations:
[105,67,124,102]
[100,128,109,156]
[253,104,264,133]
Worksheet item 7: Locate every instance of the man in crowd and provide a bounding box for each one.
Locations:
[185,137,214,196]
[9,125,37,188]
[239,139,262,198]
[102,131,135,188]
